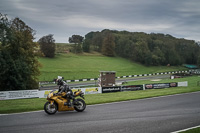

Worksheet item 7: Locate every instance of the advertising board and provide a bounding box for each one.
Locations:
[121,85,143,91]
[0,81,184,100]
[145,83,177,89]
[0,90,38,100]
[38,87,102,98]
[102,86,121,93]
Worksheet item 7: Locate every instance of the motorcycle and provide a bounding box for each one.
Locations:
[44,77,86,115]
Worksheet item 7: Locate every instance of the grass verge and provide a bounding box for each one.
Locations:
[180,127,200,133]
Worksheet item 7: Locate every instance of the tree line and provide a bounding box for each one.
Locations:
[83,29,200,66]
[0,14,40,90]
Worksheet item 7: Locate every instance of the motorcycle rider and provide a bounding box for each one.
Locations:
[55,77,73,107]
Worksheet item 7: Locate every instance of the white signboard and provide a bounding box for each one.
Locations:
[178,81,188,87]
[0,90,38,100]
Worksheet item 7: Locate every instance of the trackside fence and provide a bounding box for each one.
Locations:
[39,70,189,84]
[0,81,188,100]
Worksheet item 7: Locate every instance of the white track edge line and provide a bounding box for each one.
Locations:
[171,125,200,133]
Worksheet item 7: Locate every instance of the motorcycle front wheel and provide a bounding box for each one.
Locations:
[44,101,58,115]
[74,98,86,112]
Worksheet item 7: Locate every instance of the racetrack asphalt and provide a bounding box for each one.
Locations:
[0,91,200,133]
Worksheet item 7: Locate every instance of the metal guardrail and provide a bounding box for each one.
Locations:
[39,70,189,85]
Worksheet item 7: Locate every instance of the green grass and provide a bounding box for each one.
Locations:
[39,53,186,81]
[180,127,200,133]
[0,76,199,114]
[0,98,46,114]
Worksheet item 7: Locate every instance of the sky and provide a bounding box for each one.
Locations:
[0,0,200,43]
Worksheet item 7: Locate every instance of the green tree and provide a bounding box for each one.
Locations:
[83,39,90,52]
[69,35,84,53]
[132,41,150,64]
[83,32,95,52]
[93,32,103,52]
[152,46,165,65]
[38,34,55,58]
[0,14,40,90]
[102,32,115,56]
[197,53,200,66]
[69,35,84,44]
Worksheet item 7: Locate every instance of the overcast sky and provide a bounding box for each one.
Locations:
[1,0,200,43]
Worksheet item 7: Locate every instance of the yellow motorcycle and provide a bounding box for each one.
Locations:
[44,90,86,115]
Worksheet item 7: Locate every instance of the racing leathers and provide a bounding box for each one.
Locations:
[58,84,73,107]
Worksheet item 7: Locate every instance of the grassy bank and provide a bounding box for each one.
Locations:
[0,76,199,114]
[39,53,186,81]
[180,127,200,133]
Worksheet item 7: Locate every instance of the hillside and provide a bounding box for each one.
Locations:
[38,52,186,81]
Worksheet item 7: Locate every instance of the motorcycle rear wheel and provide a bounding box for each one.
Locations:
[44,101,58,115]
[74,98,86,112]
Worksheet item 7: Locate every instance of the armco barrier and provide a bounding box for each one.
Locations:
[0,81,188,100]
[39,70,189,84]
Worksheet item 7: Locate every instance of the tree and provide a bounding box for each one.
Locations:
[38,34,55,58]
[83,32,95,52]
[102,32,115,56]
[93,32,103,52]
[69,35,84,44]
[197,54,200,66]
[82,39,90,52]
[132,41,150,64]
[152,47,165,65]
[0,14,40,90]
[69,35,84,53]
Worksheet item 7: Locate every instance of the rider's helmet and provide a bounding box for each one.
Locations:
[57,79,64,85]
